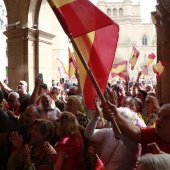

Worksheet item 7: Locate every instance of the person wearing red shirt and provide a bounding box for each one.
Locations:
[102,102,170,155]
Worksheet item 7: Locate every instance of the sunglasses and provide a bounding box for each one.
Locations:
[7,99,14,102]
[145,100,151,103]
[18,83,24,85]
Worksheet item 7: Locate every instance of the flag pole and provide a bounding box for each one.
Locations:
[47,4,120,134]
[69,34,121,135]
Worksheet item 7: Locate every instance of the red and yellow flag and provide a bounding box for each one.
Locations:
[129,47,140,70]
[153,61,166,79]
[74,24,119,109]
[142,53,156,75]
[68,47,78,78]
[95,154,106,170]
[119,70,129,82]
[111,60,129,82]
[57,58,68,78]
[48,0,119,109]
[145,53,156,66]
[111,60,128,77]
[47,0,115,38]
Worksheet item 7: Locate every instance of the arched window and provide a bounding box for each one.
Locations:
[142,35,147,45]
[113,8,117,16]
[119,8,123,16]
[107,8,111,16]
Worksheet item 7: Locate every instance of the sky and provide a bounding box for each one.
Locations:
[90,0,157,23]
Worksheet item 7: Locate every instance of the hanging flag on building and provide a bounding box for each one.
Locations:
[129,47,140,70]
[95,154,106,170]
[142,53,156,75]
[68,47,78,78]
[48,0,119,110]
[153,61,166,78]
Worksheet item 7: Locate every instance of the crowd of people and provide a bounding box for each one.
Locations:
[0,70,170,170]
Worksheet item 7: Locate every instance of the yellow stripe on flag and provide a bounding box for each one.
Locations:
[48,0,76,8]
[145,58,154,66]
[130,52,138,66]
[112,65,127,74]
[74,31,95,91]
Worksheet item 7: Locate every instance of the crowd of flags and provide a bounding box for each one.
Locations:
[58,46,165,83]
[48,0,165,110]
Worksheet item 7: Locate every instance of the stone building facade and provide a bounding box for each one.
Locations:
[97,0,156,78]
[151,0,170,103]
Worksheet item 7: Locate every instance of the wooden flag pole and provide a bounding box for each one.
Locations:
[69,34,121,135]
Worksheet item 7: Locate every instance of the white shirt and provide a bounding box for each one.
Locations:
[40,106,60,125]
[84,117,141,170]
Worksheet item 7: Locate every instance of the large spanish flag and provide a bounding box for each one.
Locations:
[129,47,140,70]
[153,61,166,79]
[142,53,156,75]
[73,25,118,109]
[48,0,119,109]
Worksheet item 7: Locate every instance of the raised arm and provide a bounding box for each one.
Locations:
[102,101,141,142]
[74,69,83,97]
[132,71,143,96]
[29,78,41,105]
[0,81,12,94]
[84,96,107,141]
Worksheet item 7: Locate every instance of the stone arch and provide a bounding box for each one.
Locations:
[3,0,42,29]
[28,0,43,28]
[3,0,55,92]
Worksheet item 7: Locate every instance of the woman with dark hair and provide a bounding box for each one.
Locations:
[55,111,85,170]
[8,119,57,170]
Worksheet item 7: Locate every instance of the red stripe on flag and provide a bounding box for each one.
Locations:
[129,46,140,70]
[57,0,115,37]
[153,61,166,79]
[82,25,119,109]
[148,53,156,59]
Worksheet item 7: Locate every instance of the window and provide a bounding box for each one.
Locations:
[107,8,111,16]
[142,35,147,45]
[113,8,117,16]
[119,8,123,16]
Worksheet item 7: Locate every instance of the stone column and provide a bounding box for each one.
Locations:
[4,27,55,93]
[153,1,170,103]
